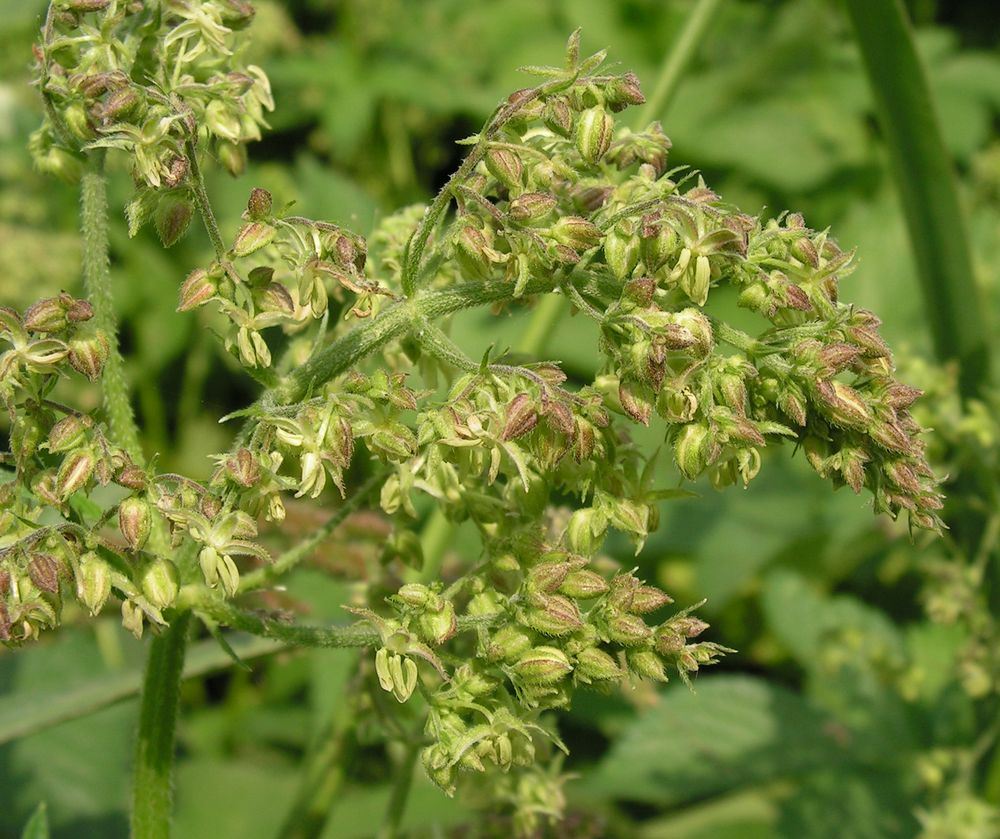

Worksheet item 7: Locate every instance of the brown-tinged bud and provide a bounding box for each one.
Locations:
[484,147,523,192]
[551,216,603,251]
[60,0,111,11]
[155,192,194,248]
[654,626,685,655]
[790,236,819,268]
[66,299,94,323]
[575,646,621,683]
[885,383,923,410]
[815,380,871,430]
[57,448,96,499]
[67,333,110,381]
[0,568,9,596]
[627,649,667,681]
[544,400,575,436]
[509,192,557,224]
[178,268,218,311]
[604,611,653,645]
[28,553,62,594]
[886,460,921,495]
[573,420,597,462]
[619,381,652,426]
[232,221,277,257]
[672,308,713,355]
[119,496,152,551]
[501,393,538,441]
[512,646,572,684]
[418,601,457,646]
[840,447,867,493]
[76,551,111,615]
[486,624,534,662]
[246,187,272,221]
[24,297,69,333]
[671,616,710,638]
[606,72,646,111]
[629,585,673,614]
[778,388,808,426]
[623,276,656,307]
[869,420,914,454]
[527,561,571,594]
[140,557,179,610]
[524,593,583,636]
[116,463,147,491]
[560,569,609,599]
[818,343,862,375]
[48,414,91,453]
[32,470,62,507]
[226,447,261,487]
[673,421,716,480]
[847,325,891,359]
[544,96,574,137]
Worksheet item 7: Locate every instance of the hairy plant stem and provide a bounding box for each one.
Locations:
[131,612,191,839]
[185,139,226,259]
[81,154,144,464]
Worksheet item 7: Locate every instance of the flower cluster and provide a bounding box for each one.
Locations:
[31,0,272,193]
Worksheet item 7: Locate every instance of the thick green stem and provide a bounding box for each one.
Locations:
[635,0,722,128]
[81,156,144,464]
[843,0,990,399]
[131,612,191,839]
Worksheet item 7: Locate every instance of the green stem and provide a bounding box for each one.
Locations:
[81,156,144,464]
[376,740,421,839]
[131,612,192,839]
[238,468,390,593]
[843,0,990,399]
[185,139,227,259]
[634,0,722,128]
[277,667,363,839]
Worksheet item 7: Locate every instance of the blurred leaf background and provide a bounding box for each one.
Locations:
[2,0,1000,836]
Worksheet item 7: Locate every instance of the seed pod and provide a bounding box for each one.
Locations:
[24,297,69,333]
[48,414,91,453]
[524,593,583,636]
[627,649,668,681]
[484,147,523,192]
[508,192,557,225]
[574,646,621,682]
[28,553,62,594]
[604,610,653,645]
[551,216,603,251]
[513,646,572,684]
[119,496,152,551]
[629,585,673,614]
[232,221,277,257]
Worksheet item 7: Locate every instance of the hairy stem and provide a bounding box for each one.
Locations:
[131,612,191,839]
[238,468,390,593]
[81,156,144,464]
[186,139,227,259]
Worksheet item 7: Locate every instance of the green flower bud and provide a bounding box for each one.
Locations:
[67,332,110,381]
[512,646,572,685]
[47,414,91,454]
[673,422,716,480]
[56,448,96,500]
[177,268,218,312]
[118,496,152,551]
[121,599,144,639]
[155,192,194,248]
[604,225,640,280]
[23,296,69,333]
[527,560,572,594]
[604,610,653,645]
[627,649,668,681]
[574,646,621,683]
[217,141,247,177]
[523,593,583,636]
[206,99,243,143]
[551,216,603,252]
[670,616,710,638]
[629,585,673,614]
[232,221,277,257]
[543,96,574,137]
[565,507,605,556]
[484,146,523,192]
[418,600,457,646]
[508,192,557,225]
[76,551,111,615]
[486,624,534,662]
[422,745,457,795]
[140,557,179,610]
[576,106,613,164]
[559,569,608,599]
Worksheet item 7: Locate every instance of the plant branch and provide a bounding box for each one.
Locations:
[81,155,144,464]
[131,612,192,839]
[185,138,227,259]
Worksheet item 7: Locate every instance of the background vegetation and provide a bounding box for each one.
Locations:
[2,0,1000,836]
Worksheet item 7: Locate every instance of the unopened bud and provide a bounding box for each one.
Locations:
[121,599,144,638]
[48,414,91,453]
[140,557,179,610]
[674,422,716,480]
[604,226,640,280]
[484,147,523,192]
[67,333,110,381]
[560,568,608,599]
[543,96,574,137]
[57,448,96,499]
[226,448,261,487]
[418,601,457,646]
[574,646,621,683]
[246,187,272,220]
[75,551,111,615]
[551,216,603,252]
[524,593,583,636]
[509,192,556,225]
[119,496,152,551]
[629,585,673,614]
[486,624,534,662]
[512,646,572,684]
[232,221,277,257]
[178,268,218,312]
[24,297,69,333]
[28,553,62,594]
[527,561,571,594]
[576,106,614,164]
[627,649,667,681]
[604,610,653,645]
[155,192,194,248]
[605,72,646,111]
[565,507,604,555]
[501,393,538,441]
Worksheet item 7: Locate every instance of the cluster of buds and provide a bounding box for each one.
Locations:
[178,188,382,369]
[31,0,272,237]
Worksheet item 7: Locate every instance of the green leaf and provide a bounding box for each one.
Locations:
[20,803,49,839]
[584,675,847,806]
